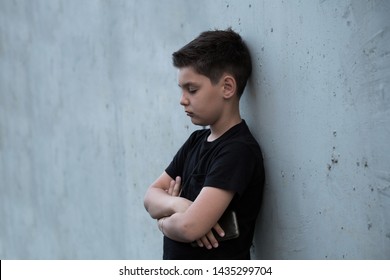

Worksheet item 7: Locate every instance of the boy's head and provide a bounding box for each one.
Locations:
[172,28,252,98]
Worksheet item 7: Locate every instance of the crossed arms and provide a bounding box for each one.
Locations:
[144,171,234,249]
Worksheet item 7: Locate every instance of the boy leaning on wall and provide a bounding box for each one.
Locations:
[144,28,265,260]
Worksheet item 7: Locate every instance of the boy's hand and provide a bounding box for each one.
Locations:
[167,176,182,197]
[195,223,225,249]
[166,176,192,213]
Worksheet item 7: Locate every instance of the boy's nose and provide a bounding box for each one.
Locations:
[180,93,189,106]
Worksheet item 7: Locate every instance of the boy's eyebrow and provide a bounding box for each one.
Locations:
[178,82,198,88]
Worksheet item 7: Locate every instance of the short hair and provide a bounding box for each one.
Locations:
[172,28,252,98]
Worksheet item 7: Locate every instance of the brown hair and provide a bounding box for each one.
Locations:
[172,28,252,97]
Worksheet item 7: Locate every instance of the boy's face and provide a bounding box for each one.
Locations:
[178,66,225,127]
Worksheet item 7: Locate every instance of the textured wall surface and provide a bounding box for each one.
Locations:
[1,0,389,259]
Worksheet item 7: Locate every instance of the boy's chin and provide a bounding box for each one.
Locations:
[190,118,207,127]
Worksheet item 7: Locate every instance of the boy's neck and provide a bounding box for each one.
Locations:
[207,114,242,142]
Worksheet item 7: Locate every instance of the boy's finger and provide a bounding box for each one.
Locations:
[167,180,175,195]
[206,230,219,248]
[199,236,212,250]
[172,176,182,196]
[213,223,225,238]
[196,239,204,247]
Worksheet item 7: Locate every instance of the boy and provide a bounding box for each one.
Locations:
[144,28,264,259]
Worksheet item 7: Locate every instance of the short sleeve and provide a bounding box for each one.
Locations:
[165,139,189,180]
[165,129,206,180]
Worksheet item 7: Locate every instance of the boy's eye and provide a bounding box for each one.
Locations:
[188,87,198,94]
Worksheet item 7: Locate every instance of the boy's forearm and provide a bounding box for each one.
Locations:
[158,213,194,242]
[158,211,219,244]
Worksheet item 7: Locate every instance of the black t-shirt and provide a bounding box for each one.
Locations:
[164,120,265,259]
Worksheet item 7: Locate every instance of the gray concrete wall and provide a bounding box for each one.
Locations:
[0,0,389,259]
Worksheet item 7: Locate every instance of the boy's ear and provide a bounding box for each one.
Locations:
[221,75,237,99]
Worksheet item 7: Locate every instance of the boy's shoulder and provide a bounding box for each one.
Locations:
[219,121,262,158]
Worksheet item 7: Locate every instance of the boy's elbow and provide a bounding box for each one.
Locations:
[143,191,158,219]
[143,192,150,212]
[144,201,159,220]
